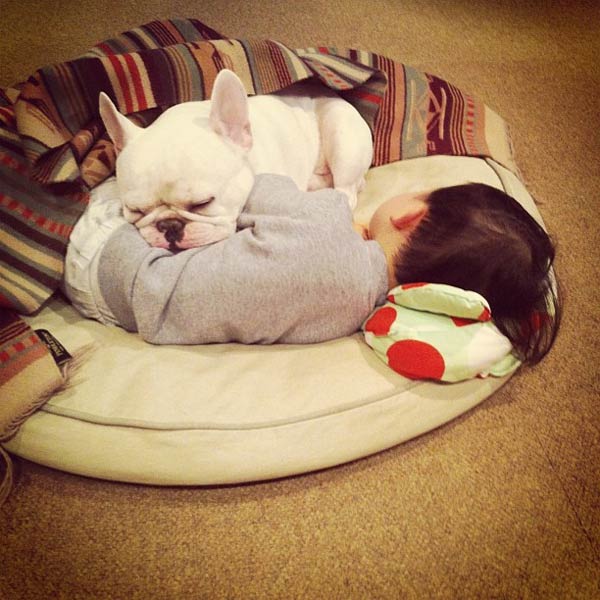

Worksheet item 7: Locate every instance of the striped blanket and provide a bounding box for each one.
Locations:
[0,18,516,441]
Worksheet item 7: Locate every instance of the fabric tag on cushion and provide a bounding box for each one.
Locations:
[35,329,72,368]
[363,283,520,382]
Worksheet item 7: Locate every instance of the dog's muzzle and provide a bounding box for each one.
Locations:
[157,217,185,248]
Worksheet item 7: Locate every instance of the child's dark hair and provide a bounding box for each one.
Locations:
[393,183,561,365]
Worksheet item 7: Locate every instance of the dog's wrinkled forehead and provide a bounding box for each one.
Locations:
[117,172,213,213]
[115,130,244,211]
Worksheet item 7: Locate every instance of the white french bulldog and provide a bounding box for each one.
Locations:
[99,69,373,251]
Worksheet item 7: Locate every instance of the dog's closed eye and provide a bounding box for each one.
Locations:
[189,196,215,210]
[123,206,144,222]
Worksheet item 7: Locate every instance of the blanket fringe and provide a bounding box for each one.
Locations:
[0,342,96,505]
[0,444,14,507]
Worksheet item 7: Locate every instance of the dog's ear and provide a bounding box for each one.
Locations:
[209,70,253,151]
[99,92,142,154]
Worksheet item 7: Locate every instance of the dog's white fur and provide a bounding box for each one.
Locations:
[99,69,373,250]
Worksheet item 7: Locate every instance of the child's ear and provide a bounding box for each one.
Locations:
[390,207,427,232]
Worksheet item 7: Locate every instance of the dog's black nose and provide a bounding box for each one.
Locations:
[157,218,185,243]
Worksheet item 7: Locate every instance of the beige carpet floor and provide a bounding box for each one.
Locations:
[1,1,599,598]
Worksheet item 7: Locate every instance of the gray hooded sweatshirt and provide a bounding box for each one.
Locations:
[97,174,388,345]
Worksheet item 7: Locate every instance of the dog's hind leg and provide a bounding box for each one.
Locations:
[316,96,373,210]
[308,165,333,191]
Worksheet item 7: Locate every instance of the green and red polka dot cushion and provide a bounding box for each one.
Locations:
[363,283,520,382]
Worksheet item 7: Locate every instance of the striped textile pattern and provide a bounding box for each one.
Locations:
[0,18,516,434]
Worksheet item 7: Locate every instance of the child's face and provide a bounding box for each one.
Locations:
[368,191,430,288]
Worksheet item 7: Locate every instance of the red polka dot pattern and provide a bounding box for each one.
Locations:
[363,283,515,382]
[451,316,475,327]
[388,283,427,303]
[364,306,397,336]
[387,340,446,380]
[478,307,491,321]
[401,282,428,289]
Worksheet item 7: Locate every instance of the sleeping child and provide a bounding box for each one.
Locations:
[62,173,560,365]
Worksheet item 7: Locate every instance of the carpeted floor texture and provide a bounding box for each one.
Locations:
[1,1,599,598]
